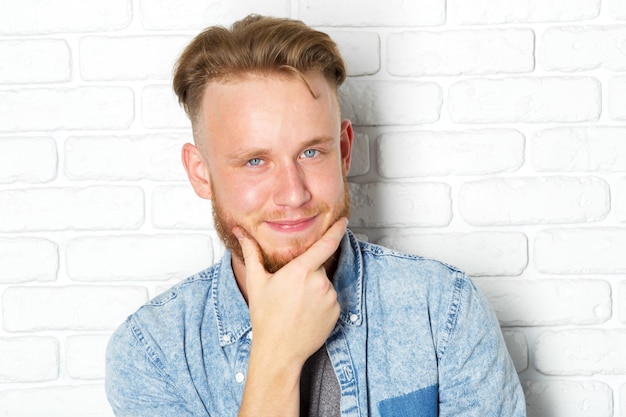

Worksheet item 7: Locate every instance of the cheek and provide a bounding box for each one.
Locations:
[315,170,344,198]
[223,180,268,215]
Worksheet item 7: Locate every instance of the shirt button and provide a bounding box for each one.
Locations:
[235,372,245,383]
[222,335,231,343]
[350,314,358,323]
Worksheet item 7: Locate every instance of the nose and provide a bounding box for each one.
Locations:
[272,161,311,208]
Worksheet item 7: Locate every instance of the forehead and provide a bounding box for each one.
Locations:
[202,71,336,110]
[195,72,340,147]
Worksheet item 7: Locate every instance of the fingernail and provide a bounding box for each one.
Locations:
[232,227,243,240]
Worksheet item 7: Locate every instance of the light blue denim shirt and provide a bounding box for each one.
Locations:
[106,230,526,416]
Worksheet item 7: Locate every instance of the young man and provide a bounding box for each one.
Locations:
[106,15,526,417]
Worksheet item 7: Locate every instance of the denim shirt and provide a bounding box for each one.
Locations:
[106,230,526,416]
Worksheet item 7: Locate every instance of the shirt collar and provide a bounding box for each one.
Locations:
[211,229,365,347]
[211,251,251,347]
[333,229,364,326]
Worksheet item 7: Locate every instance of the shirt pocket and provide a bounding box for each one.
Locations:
[377,384,438,417]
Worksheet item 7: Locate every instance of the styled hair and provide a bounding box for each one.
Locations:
[172,14,347,122]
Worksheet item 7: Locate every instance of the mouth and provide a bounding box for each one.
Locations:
[264,215,318,232]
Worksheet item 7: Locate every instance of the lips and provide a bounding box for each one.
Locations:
[264,215,317,232]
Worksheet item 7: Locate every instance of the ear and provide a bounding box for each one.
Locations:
[182,143,213,199]
[339,119,354,174]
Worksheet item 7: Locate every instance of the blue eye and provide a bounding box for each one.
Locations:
[302,149,318,158]
[247,158,263,166]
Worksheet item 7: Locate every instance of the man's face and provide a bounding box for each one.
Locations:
[190,72,353,273]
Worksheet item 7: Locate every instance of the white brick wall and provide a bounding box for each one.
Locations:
[0,0,624,415]
[387,29,534,76]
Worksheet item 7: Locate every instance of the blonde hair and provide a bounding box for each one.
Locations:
[172,14,346,122]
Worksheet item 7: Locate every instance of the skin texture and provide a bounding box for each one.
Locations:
[181,71,354,416]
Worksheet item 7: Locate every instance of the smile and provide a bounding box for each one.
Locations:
[264,215,318,232]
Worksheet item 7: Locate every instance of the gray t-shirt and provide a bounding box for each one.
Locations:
[299,346,341,417]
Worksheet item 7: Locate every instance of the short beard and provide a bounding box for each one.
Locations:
[211,177,351,273]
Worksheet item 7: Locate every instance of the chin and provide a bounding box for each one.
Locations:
[259,242,310,273]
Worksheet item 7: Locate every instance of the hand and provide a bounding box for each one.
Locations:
[234,218,347,368]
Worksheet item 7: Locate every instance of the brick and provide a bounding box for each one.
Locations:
[349,182,451,227]
[0,40,70,83]
[0,137,57,183]
[532,127,626,172]
[0,385,113,417]
[535,228,626,274]
[0,238,57,283]
[449,0,601,24]
[66,234,213,281]
[620,282,626,324]
[347,131,370,177]
[474,279,611,326]
[523,380,612,417]
[0,337,58,382]
[608,76,626,120]
[65,135,187,181]
[138,0,288,30]
[340,80,442,125]
[0,0,131,34]
[2,286,147,331]
[66,335,110,379]
[378,232,527,277]
[377,129,524,178]
[0,87,134,132]
[387,29,533,76]
[448,77,601,123]
[459,176,609,225]
[141,85,191,129]
[612,0,626,19]
[502,330,528,373]
[80,35,190,81]
[327,32,380,76]
[541,26,626,71]
[535,329,626,375]
[301,0,445,26]
[0,186,144,232]
[152,185,214,229]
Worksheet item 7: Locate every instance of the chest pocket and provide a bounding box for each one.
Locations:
[377,384,438,417]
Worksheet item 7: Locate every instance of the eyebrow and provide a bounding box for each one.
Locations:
[301,135,336,149]
[224,135,336,165]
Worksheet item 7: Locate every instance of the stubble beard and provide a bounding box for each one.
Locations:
[211,177,351,273]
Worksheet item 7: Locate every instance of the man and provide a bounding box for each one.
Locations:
[106,14,526,417]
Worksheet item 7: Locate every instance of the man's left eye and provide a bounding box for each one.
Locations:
[302,149,318,158]
[247,158,263,166]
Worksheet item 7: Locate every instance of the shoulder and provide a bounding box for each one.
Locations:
[355,236,473,304]
[106,261,223,377]
[355,238,480,337]
[144,264,218,309]
[357,238,468,286]
[110,261,222,347]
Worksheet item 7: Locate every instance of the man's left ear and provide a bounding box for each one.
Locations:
[340,119,354,174]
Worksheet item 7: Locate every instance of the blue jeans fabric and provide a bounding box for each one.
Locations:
[106,230,526,416]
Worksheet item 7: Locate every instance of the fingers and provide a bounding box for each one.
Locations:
[233,216,348,275]
[232,226,266,278]
[289,217,348,272]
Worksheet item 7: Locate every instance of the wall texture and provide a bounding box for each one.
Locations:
[0,0,625,416]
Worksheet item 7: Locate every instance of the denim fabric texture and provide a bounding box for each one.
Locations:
[106,230,526,416]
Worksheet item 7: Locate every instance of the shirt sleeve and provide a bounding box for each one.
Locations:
[105,318,202,417]
[436,275,526,417]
